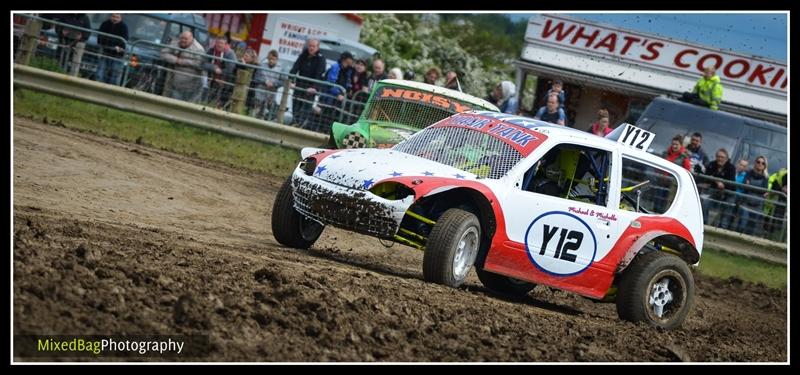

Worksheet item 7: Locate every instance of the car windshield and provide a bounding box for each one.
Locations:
[393,125,524,179]
[363,84,489,130]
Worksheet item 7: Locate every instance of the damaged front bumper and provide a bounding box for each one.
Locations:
[290,169,415,239]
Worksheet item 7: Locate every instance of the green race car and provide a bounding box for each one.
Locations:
[330,79,500,149]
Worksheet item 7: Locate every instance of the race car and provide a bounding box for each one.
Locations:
[273,111,704,329]
[329,79,499,149]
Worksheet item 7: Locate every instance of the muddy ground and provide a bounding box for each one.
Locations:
[12,118,787,362]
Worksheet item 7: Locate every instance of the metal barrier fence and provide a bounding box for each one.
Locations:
[621,165,787,242]
[14,13,361,136]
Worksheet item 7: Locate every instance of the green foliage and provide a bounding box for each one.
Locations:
[696,248,786,290]
[361,13,528,99]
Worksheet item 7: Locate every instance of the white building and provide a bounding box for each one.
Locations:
[514,14,787,127]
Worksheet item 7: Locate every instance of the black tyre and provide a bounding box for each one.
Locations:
[423,208,481,288]
[615,251,694,330]
[271,177,324,249]
[476,268,536,297]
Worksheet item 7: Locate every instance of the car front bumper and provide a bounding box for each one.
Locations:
[290,169,414,239]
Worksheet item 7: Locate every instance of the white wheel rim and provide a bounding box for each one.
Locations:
[453,226,479,280]
[647,269,686,321]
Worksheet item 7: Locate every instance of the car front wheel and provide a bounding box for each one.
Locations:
[615,251,694,330]
[423,208,481,288]
[271,177,324,249]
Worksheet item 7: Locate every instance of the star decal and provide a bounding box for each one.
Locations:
[315,165,327,176]
[389,171,403,177]
[362,178,375,189]
[422,171,435,176]
[453,173,466,179]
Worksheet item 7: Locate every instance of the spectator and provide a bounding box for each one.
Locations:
[589,109,613,136]
[319,51,354,132]
[682,66,723,110]
[366,58,388,91]
[763,168,787,236]
[423,67,440,85]
[444,71,460,91]
[533,94,566,125]
[663,135,691,171]
[388,67,403,80]
[203,37,237,109]
[50,14,91,72]
[349,59,369,98]
[493,81,519,115]
[289,38,327,128]
[546,79,566,108]
[403,70,416,81]
[686,132,709,174]
[95,13,128,85]
[736,155,769,236]
[159,31,205,103]
[251,49,282,120]
[701,148,736,227]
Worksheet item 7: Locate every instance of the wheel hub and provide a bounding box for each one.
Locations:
[453,227,479,280]
[648,278,674,318]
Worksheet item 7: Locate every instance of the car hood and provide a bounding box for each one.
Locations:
[310,148,478,190]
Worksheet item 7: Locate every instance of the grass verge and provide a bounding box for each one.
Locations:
[695,248,786,290]
[13,89,300,177]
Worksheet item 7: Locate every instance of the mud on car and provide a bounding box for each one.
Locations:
[273,111,704,329]
[329,79,499,149]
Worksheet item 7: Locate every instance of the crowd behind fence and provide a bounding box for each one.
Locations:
[13,13,365,135]
[13,14,786,243]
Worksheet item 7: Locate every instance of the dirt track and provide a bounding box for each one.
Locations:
[13,118,787,362]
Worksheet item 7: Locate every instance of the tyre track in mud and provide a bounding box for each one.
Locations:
[13,118,787,362]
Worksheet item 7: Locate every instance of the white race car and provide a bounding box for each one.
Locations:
[272,111,704,329]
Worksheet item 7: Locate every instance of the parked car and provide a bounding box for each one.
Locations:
[637,96,786,172]
[273,111,704,329]
[329,79,500,148]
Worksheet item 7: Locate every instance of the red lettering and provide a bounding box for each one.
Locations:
[571,26,601,47]
[640,42,663,61]
[432,96,450,108]
[697,54,723,71]
[769,68,785,87]
[674,49,698,68]
[781,78,786,89]
[403,90,424,101]
[723,59,750,79]
[452,102,471,113]
[420,93,433,103]
[381,88,404,98]
[541,19,576,42]
[619,36,641,55]
[747,64,774,85]
[593,33,617,53]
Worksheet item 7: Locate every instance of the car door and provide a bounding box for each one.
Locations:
[501,140,619,277]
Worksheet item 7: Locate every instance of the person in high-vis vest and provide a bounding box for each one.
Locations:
[763,168,787,237]
[682,66,724,110]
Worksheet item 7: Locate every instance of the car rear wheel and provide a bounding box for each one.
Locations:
[423,208,481,288]
[615,251,694,330]
[271,177,324,249]
[476,268,536,297]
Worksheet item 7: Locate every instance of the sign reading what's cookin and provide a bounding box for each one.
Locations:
[527,14,787,94]
[376,87,477,113]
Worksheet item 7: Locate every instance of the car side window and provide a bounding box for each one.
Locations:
[620,157,678,214]
[521,143,611,207]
